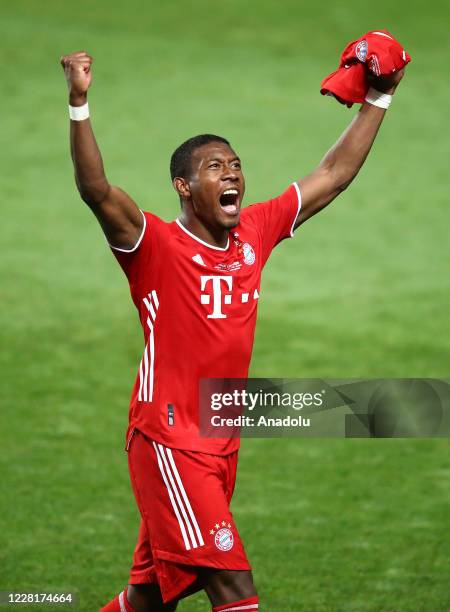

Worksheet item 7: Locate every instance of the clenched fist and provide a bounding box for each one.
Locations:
[369,67,405,95]
[60,51,93,105]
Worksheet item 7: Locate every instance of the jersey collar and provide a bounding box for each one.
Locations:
[175,218,230,251]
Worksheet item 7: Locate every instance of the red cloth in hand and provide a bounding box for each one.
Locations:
[321,30,411,107]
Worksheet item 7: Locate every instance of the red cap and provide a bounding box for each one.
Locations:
[342,30,411,76]
[320,62,367,108]
[321,29,411,107]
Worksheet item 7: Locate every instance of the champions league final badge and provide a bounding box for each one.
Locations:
[210,520,234,551]
[355,40,368,62]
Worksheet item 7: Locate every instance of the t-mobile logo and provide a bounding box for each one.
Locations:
[200,276,233,319]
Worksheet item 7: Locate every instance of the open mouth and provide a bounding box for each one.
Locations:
[219,188,239,215]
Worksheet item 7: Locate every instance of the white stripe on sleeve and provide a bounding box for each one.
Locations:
[290,181,302,236]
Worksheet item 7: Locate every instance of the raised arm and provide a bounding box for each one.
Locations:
[60,51,144,249]
[294,69,405,229]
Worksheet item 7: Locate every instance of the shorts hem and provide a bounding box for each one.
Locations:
[155,547,252,571]
[128,570,157,585]
[161,574,200,604]
[128,570,198,604]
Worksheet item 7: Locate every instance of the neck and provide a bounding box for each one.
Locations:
[178,212,230,249]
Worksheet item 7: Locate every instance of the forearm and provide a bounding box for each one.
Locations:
[69,93,110,205]
[320,102,386,191]
[294,66,405,227]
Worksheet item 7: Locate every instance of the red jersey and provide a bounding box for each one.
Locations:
[111,183,301,454]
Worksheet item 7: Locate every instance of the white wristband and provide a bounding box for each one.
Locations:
[364,87,392,110]
[69,102,90,121]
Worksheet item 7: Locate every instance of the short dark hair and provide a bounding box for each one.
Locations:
[170,134,230,181]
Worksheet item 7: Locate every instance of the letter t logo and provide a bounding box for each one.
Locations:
[200,276,233,319]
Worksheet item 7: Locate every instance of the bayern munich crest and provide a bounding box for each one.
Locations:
[210,520,234,551]
[355,40,368,62]
[215,528,234,551]
[242,242,255,266]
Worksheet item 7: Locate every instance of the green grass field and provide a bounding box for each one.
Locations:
[1,1,449,610]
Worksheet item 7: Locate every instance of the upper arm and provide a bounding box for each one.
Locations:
[293,167,344,229]
[88,185,145,250]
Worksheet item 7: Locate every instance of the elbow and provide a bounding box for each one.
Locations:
[336,176,353,192]
[75,177,110,207]
[79,190,101,207]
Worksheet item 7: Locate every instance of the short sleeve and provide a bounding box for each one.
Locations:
[109,211,164,303]
[241,182,301,266]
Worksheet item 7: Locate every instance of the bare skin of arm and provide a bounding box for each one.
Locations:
[61,51,143,249]
[295,69,405,228]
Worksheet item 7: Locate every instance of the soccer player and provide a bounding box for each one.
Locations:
[60,51,404,611]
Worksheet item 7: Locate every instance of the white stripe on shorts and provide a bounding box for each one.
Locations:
[153,442,192,550]
[157,444,198,549]
[164,446,205,546]
[156,443,204,549]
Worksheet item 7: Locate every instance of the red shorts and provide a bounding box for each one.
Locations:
[127,429,251,603]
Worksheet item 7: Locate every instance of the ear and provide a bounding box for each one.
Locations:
[173,177,191,200]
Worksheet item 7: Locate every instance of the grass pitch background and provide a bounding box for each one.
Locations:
[1,0,449,610]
